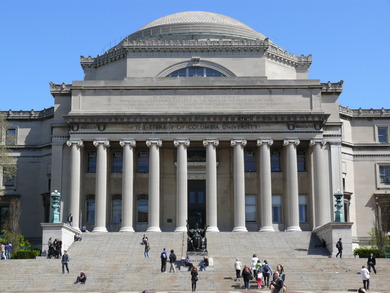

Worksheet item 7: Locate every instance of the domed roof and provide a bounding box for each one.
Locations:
[125,11,266,41]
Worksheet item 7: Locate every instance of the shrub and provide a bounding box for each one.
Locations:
[353,247,384,258]
[12,249,41,259]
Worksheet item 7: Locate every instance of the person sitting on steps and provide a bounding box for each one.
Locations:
[74,272,87,284]
[184,255,193,271]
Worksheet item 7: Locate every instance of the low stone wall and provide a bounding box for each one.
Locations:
[41,223,79,256]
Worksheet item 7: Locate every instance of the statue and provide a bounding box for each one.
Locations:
[187,222,208,252]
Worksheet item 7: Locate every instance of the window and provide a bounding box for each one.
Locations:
[271,151,281,172]
[167,67,225,77]
[297,150,306,172]
[137,194,148,223]
[87,152,96,173]
[0,205,9,231]
[245,195,256,222]
[299,195,308,223]
[272,195,282,223]
[137,151,149,173]
[111,195,122,224]
[112,151,123,173]
[1,166,15,187]
[245,151,256,172]
[6,129,16,145]
[378,127,389,143]
[86,195,95,225]
[379,166,390,185]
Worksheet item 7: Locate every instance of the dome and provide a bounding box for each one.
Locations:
[125,11,266,41]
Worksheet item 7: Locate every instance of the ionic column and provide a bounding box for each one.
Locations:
[231,139,248,232]
[92,139,110,232]
[203,139,219,232]
[146,139,162,232]
[174,139,190,232]
[310,139,328,228]
[66,139,83,230]
[283,138,302,232]
[257,139,275,232]
[119,139,136,232]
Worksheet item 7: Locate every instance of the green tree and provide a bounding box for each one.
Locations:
[0,229,31,253]
[369,227,390,250]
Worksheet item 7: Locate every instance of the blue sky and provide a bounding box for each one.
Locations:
[1,0,389,111]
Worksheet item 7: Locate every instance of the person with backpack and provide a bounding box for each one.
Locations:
[169,249,177,272]
[261,260,273,288]
[241,265,252,290]
[336,238,343,258]
[160,248,168,272]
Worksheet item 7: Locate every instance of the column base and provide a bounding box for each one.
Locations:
[207,226,220,232]
[92,226,108,233]
[119,226,135,232]
[146,226,162,232]
[259,226,275,232]
[286,225,302,232]
[232,226,248,232]
[174,226,187,232]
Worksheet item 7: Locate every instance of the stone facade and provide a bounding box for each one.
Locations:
[1,12,389,246]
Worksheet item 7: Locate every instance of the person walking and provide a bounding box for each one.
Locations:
[270,271,284,293]
[262,260,273,288]
[144,240,150,258]
[5,242,12,259]
[336,238,343,258]
[234,258,243,281]
[250,253,259,279]
[255,260,263,289]
[61,250,70,273]
[66,213,73,226]
[241,264,252,290]
[276,264,285,281]
[367,252,377,274]
[191,266,199,292]
[169,249,177,272]
[160,248,168,272]
[361,265,370,291]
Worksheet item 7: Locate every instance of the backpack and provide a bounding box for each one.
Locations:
[263,264,269,273]
[161,252,167,258]
[336,242,340,249]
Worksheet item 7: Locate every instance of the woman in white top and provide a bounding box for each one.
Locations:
[234,258,243,281]
[250,254,259,279]
[361,265,370,291]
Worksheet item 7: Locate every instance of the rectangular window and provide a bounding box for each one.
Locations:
[244,151,256,172]
[112,151,123,173]
[245,195,256,222]
[111,195,122,224]
[378,127,389,143]
[86,195,95,225]
[272,195,282,223]
[379,166,390,185]
[6,129,16,145]
[297,150,306,172]
[137,151,149,173]
[137,195,148,223]
[271,151,281,172]
[299,195,308,223]
[87,152,96,173]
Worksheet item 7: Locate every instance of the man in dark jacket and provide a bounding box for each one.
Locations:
[62,250,70,273]
[160,248,168,272]
[367,252,377,274]
[336,238,343,258]
[169,249,177,272]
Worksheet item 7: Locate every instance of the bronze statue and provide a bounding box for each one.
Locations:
[187,222,208,252]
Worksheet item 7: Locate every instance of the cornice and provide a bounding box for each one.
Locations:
[321,80,343,93]
[339,105,390,118]
[265,43,312,67]
[49,82,71,95]
[1,107,54,120]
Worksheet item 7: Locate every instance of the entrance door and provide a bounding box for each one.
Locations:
[188,180,206,229]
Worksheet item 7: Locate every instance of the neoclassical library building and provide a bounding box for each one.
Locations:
[1,12,389,245]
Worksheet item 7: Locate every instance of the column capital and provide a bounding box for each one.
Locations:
[119,139,136,147]
[173,139,190,148]
[256,139,273,146]
[66,139,83,147]
[283,138,300,146]
[309,138,326,147]
[203,139,219,147]
[93,139,110,148]
[230,139,247,147]
[146,139,162,148]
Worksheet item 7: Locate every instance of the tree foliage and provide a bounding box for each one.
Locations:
[0,229,31,254]
[369,227,390,250]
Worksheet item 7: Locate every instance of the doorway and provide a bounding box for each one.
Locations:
[188,180,206,229]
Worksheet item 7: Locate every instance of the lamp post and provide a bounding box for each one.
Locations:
[334,190,344,222]
[50,190,61,223]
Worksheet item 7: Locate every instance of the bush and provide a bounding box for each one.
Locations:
[353,247,384,258]
[12,249,41,259]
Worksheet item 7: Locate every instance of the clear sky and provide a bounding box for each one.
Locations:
[1,0,389,111]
